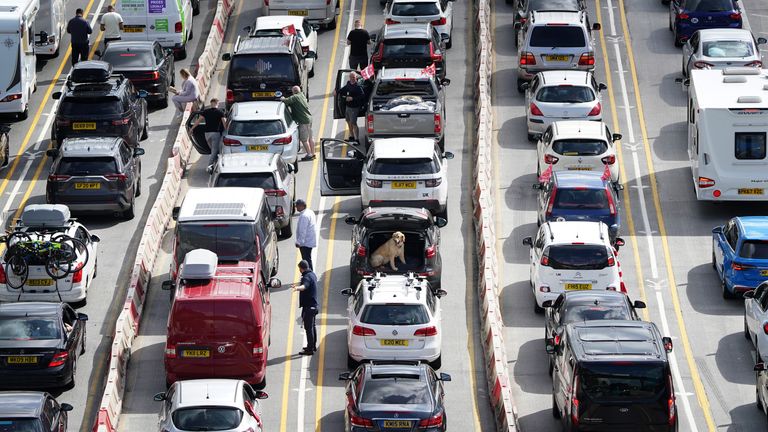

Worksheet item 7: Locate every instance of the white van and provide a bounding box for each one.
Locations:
[0,0,38,119]
[116,0,194,59]
[264,0,339,30]
[687,67,768,201]
[33,0,65,56]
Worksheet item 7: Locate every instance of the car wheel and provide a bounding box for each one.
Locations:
[552,394,561,418]
[347,354,358,370]
[527,133,537,142]
[176,45,187,60]
[65,358,77,390]
[326,15,337,30]
[255,376,266,390]
[135,176,142,197]
[517,79,527,93]
[280,219,293,239]
[757,380,764,410]
[141,122,148,141]
[722,278,735,299]
[534,298,544,314]
[711,248,716,269]
[158,93,169,108]
[123,197,135,220]
[430,355,441,369]
[17,106,28,120]
[669,12,674,31]
[192,0,200,15]
[80,334,86,355]
[746,313,752,340]
[446,34,452,49]
[93,259,98,279]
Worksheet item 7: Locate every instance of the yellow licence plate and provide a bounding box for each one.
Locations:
[391,181,417,189]
[380,339,409,347]
[545,55,570,61]
[72,122,96,130]
[123,27,144,33]
[288,9,309,16]
[75,183,100,190]
[739,188,764,195]
[7,356,38,364]
[182,349,210,358]
[383,420,412,428]
[565,283,592,291]
[251,92,275,98]
[27,279,53,286]
[761,270,768,276]
[247,145,269,151]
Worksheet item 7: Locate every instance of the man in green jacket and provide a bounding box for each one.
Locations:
[281,86,315,161]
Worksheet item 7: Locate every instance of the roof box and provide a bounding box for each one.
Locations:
[20,204,71,228]
[181,249,218,279]
[70,61,113,83]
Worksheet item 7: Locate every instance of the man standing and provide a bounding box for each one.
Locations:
[192,98,227,172]
[346,19,371,70]
[292,260,318,355]
[100,5,124,47]
[294,199,316,271]
[67,9,92,66]
[336,72,365,142]
[281,86,315,160]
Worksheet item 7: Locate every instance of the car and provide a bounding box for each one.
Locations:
[0,204,99,303]
[154,379,268,432]
[523,221,625,313]
[0,302,87,389]
[51,61,149,148]
[344,207,447,290]
[0,392,73,431]
[516,10,601,92]
[511,0,587,46]
[341,273,447,369]
[669,0,742,47]
[536,121,621,183]
[319,138,454,219]
[371,23,447,81]
[339,362,450,432]
[712,216,768,299]
[263,0,339,30]
[743,281,768,362]
[384,0,455,49]
[248,15,319,77]
[209,152,297,238]
[97,41,175,107]
[755,361,768,422]
[681,28,765,77]
[534,171,623,241]
[523,70,606,141]
[45,137,145,219]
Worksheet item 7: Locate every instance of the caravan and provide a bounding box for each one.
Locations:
[0,0,38,119]
[687,68,768,201]
[33,0,65,56]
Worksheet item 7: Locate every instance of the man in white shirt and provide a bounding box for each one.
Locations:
[294,199,317,271]
[100,5,123,47]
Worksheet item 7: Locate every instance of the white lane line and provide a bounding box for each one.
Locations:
[602,0,697,429]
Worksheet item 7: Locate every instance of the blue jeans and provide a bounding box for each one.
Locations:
[206,132,222,166]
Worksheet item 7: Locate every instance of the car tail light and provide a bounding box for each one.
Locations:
[164,344,177,359]
[762,322,768,335]
[425,178,442,187]
[348,410,374,428]
[48,175,70,182]
[226,88,234,104]
[385,18,400,25]
[578,52,595,66]
[418,412,444,427]
[605,189,616,216]
[434,114,442,134]
[544,154,559,165]
[529,103,544,116]
[0,266,6,284]
[264,0,268,5]
[520,51,536,66]
[352,325,376,336]
[253,346,264,359]
[676,13,689,20]
[371,44,384,63]
[223,138,242,146]
[175,21,182,33]
[356,245,367,257]
[540,254,549,266]
[105,174,127,182]
[264,189,287,197]
[601,155,615,165]
[730,12,741,20]
[668,377,676,426]
[0,93,21,102]
[366,114,374,133]
[414,326,438,337]
[588,103,602,116]
[48,351,68,368]
[745,61,763,68]
[134,71,160,81]
[545,189,556,218]
[539,285,550,292]
[732,262,754,271]
[365,178,382,188]
[72,268,83,283]
[425,245,436,258]
[571,375,580,426]
[429,43,443,63]
[698,177,715,188]
[693,61,714,69]
[111,118,130,125]
[431,17,447,26]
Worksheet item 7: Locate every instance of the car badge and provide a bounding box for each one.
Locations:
[259,83,267,90]
[392,330,398,336]
[394,413,399,418]
[619,408,629,413]
[2,38,13,48]
[577,157,583,163]
[218,345,226,353]
[575,272,582,278]
[691,17,699,23]
[563,111,569,116]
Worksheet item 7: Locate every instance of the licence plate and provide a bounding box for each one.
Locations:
[75,183,100,190]
[7,356,38,364]
[27,279,53,286]
[565,283,592,291]
[72,122,96,130]
[545,55,569,61]
[567,167,593,171]
[739,188,764,195]
[380,339,409,347]
[182,349,210,358]
[247,145,269,151]
[761,270,768,276]
[288,9,309,16]
[383,420,412,428]
[391,181,416,189]
[123,27,144,33]
[251,92,275,98]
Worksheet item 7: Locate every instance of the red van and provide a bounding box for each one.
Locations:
[163,250,273,389]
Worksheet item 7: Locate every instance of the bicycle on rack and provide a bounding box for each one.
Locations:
[2,231,89,290]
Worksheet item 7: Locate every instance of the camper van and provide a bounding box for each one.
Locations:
[116,0,194,59]
[33,0,65,56]
[0,0,38,119]
[687,68,768,201]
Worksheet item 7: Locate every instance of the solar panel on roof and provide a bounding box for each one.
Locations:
[192,203,247,217]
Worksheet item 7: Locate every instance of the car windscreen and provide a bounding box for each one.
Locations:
[562,303,631,323]
[361,378,432,404]
[552,139,608,156]
[536,85,595,103]
[703,40,754,57]
[383,40,431,58]
[176,223,256,263]
[391,2,440,15]
[739,240,768,259]
[59,97,124,116]
[375,80,435,97]
[171,407,243,431]
[57,157,118,176]
[546,244,609,270]
[101,50,154,68]
[580,362,667,401]
[369,158,438,175]
[554,188,609,210]
[229,55,297,83]
[528,0,581,12]
[529,26,586,47]
[215,173,277,189]
[0,419,43,432]
[685,0,735,12]
[227,120,285,137]
[0,317,61,340]
[360,304,430,325]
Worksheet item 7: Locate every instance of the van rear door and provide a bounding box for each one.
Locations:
[167,298,215,377]
[212,299,260,375]
[117,0,149,41]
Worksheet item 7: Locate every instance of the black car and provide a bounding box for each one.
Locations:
[371,23,447,81]
[339,362,450,432]
[344,207,446,290]
[0,303,87,389]
[98,41,175,107]
[51,61,149,148]
[0,391,72,431]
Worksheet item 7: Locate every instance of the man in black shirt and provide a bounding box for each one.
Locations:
[336,73,366,141]
[191,98,226,172]
[292,260,318,355]
[346,19,371,70]
[67,9,92,66]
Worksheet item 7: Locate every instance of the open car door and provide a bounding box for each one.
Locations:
[185,111,211,155]
[321,138,365,196]
[334,69,373,119]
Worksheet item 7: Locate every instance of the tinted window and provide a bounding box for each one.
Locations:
[176,223,256,263]
[735,132,766,160]
[57,157,118,175]
[536,85,595,103]
[546,245,609,270]
[383,40,430,58]
[0,419,43,432]
[59,98,123,116]
[252,30,285,37]
[391,2,440,15]
[170,300,215,336]
[562,303,631,323]
[369,158,438,175]
[361,379,431,404]
[0,317,61,340]
[230,55,297,82]
[528,0,581,11]
[685,0,735,12]
[375,80,435,97]
[554,188,609,210]
[703,40,753,57]
[228,120,285,137]
[580,362,667,400]
[215,173,277,189]
[171,408,243,431]
[552,139,608,156]
[739,240,768,259]
[360,304,430,325]
[530,26,586,47]
[101,50,154,68]
[211,300,255,337]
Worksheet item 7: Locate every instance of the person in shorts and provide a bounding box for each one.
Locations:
[281,86,315,161]
[346,19,371,70]
[336,72,366,142]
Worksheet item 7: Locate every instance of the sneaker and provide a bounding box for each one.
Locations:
[299,348,315,355]
[301,154,316,161]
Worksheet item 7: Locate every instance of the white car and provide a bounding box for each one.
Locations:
[0,204,99,304]
[524,70,606,141]
[522,221,624,313]
[384,0,455,48]
[154,379,268,432]
[536,120,622,183]
[222,101,301,167]
[263,0,339,30]
[250,15,319,77]
[682,28,766,77]
[341,273,447,369]
[744,281,768,362]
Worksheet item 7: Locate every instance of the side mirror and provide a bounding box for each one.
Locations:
[172,206,180,220]
[153,392,166,401]
[46,149,59,158]
[77,313,89,321]
[633,300,647,309]
[269,278,281,289]
[522,236,533,247]
[339,372,352,380]
[443,151,454,160]
[592,23,602,31]
[90,234,101,242]
[242,25,252,33]
[758,37,767,45]
[440,34,449,42]
[255,390,269,399]
[161,280,176,291]
[340,288,353,296]
[52,92,62,100]
[221,52,232,61]
[441,78,451,87]
[94,49,102,57]
[133,147,146,157]
[755,362,767,372]
[60,403,73,412]
[137,90,149,98]
[612,133,622,142]
[287,164,295,173]
[598,83,608,91]
[614,183,624,191]
[344,216,358,225]
[439,373,452,381]
[542,300,553,308]
[614,237,625,248]
[712,226,723,235]
[434,217,447,228]
[662,336,673,353]
[436,289,447,298]
[520,82,530,91]
[744,290,756,299]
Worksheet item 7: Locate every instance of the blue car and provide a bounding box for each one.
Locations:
[669,0,742,47]
[712,217,768,299]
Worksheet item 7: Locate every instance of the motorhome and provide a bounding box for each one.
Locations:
[0,0,38,119]
[687,68,768,201]
[33,0,65,56]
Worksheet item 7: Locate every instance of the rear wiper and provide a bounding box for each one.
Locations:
[562,99,586,104]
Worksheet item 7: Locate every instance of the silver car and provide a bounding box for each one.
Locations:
[744,281,768,362]
[221,101,301,167]
[384,0,455,48]
[682,28,766,77]
[154,379,268,432]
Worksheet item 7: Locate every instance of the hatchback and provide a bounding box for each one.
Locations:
[681,28,765,76]
[712,216,768,298]
[384,0,455,48]
[0,392,72,432]
[537,120,621,183]
[98,41,175,107]
[669,0,742,47]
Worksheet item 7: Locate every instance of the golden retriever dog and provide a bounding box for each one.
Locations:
[369,231,406,271]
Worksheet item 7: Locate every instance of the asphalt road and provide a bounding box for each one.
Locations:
[117,0,496,431]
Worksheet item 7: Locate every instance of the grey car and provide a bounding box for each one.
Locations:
[0,392,73,432]
[681,28,766,77]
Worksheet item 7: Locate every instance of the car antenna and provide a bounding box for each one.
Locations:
[598,224,604,241]
[546,221,554,241]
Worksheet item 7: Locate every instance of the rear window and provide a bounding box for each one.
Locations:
[739,240,768,259]
[360,304,430,325]
[563,303,631,323]
[171,299,255,337]
[546,244,609,270]
[536,85,595,103]
[0,419,42,432]
[176,223,256,263]
[361,378,431,404]
[57,157,118,175]
[554,188,609,210]
[230,55,297,82]
[383,40,430,58]
[552,139,608,156]
[375,80,435,97]
[703,40,754,57]
[685,0,735,12]
[59,98,123,116]
[528,0,581,12]
[228,120,285,137]
[0,317,61,340]
[580,362,667,401]
[735,132,766,160]
[529,26,586,48]
[369,158,438,175]
[171,407,243,431]
[100,50,154,68]
[215,173,276,189]
[391,2,440,15]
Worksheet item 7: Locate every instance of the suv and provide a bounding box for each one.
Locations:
[341,273,447,369]
[221,35,313,107]
[550,320,676,431]
[219,101,301,167]
[51,61,149,148]
[344,207,447,290]
[371,23,447,81]
[512,0,588,44]
[45,137,145,219]
[248,15,318,77]
[516,10,601,92]
[384,0,455,48]
[537,121,621,183]
[98,41,175,107]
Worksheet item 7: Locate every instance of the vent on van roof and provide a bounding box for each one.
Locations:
[723,76,747,84]
[193,203,247,217]
[738,95,762,104]
[722,67,762,76]
[181,249,218,279]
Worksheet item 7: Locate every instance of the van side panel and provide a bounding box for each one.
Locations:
[118,0,190,49]
[266,0,335,25]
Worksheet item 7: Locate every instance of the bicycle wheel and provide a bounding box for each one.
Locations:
[5,231,31,247]
[45,254,72,280]
[50,234,88,274]
[4,255,27,289]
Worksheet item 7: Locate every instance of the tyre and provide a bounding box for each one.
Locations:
[2,138,8,168]
[347,354,358,370]
[758,380,764,410]
[722,278,735,299]
[280,220,293,239]
[5,255,28,289]
[141,122,148,140]
[552,394,561,418]
[135,176,142,197]
[158,94,169,108]
[517,79,527,93]
[65,358,77,390]
[326,16,337,30]
[176,45,187,60]
[446,35,452,50]
[123,197,135,220]
[527,133,538,142]
[711,248,717,269]
[430,355,442,370]
[255,376,266,390]
[534,299,544,314]
[192,0,200,15]
[18,106,28,121]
